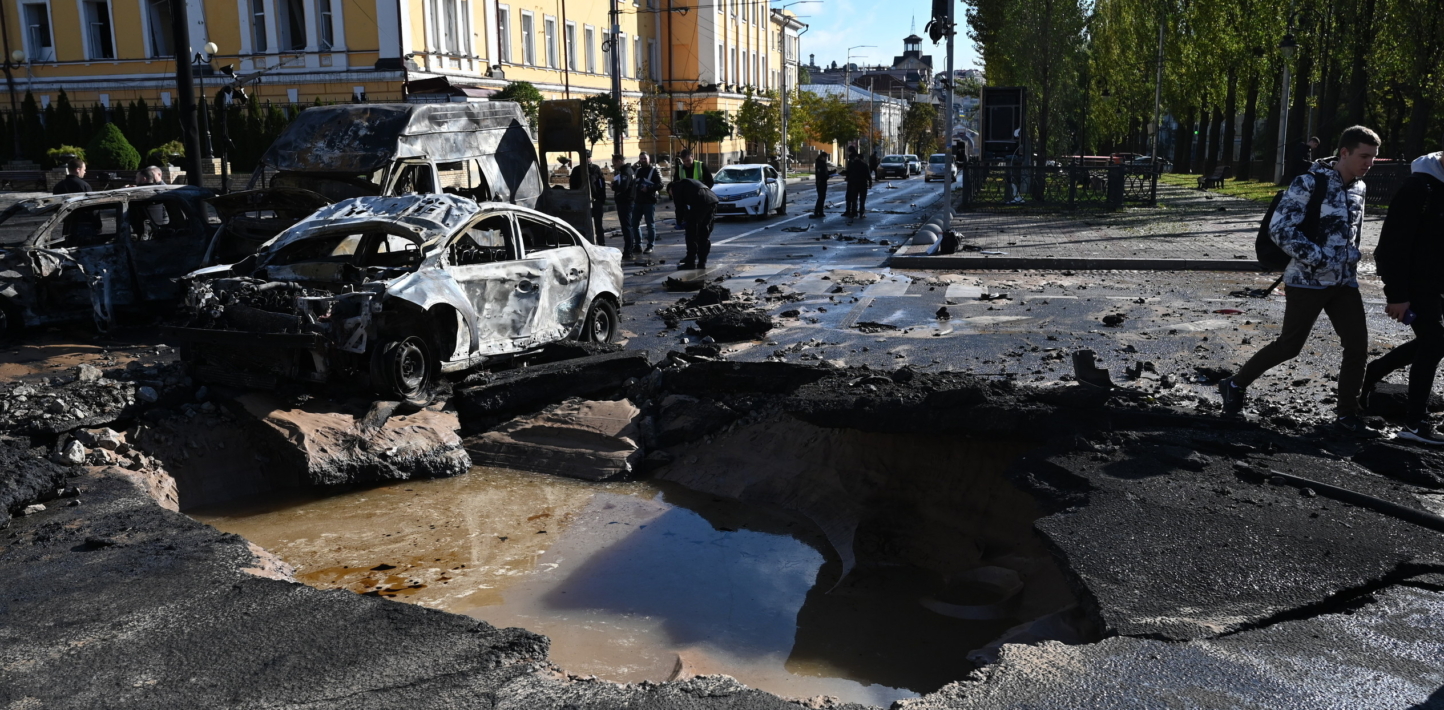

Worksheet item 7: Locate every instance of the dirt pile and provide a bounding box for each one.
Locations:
[465,398,644,480]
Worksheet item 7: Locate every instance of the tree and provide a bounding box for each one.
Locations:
[85,122,141,170]
[786,89,817,152]
[494,81,545,126]
[734,89,781,155]
[580,94,627,153]
[807,92,869,147]
[901,102,937,155]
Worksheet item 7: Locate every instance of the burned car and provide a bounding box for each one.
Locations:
[168,194,623,406]
[0,185,220,336]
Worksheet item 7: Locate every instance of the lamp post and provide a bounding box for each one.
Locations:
[194,42,218,165]
[0,49,24,162]
[844,45,873,153]
[1273,31,1297,184]
[774,2,816,187]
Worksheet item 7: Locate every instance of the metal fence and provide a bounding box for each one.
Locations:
[957,164,1158,210]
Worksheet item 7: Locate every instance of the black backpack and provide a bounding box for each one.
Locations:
[1256,175,1327,271]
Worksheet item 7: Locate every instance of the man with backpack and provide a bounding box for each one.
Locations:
[631,152,662,254]
[1359,151,1444,444]
[612,154,638,259]
[1219,126,1380,435]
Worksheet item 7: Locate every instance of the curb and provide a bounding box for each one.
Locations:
[888,255,1264,271]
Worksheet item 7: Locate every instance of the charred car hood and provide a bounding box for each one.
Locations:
[208,188,333,219]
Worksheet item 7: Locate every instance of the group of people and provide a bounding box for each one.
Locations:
[52,158,168,195]
[569,147,720,270]
[809,148,878,219]
[1219,125,1444,444]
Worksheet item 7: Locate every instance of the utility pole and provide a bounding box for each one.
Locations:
[1149,8,1164,170]
[170,0,203,186]
[609,0,623,155]
[942,0,954,211]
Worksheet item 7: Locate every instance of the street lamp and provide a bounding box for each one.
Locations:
[1273,31,1297,184]
[193,42,219,168]
[844,45,873,154]
[213,64,246,193]
[773,2,818,181]
[0,50,25,162]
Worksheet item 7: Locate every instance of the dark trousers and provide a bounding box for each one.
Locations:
[859,182,869,212]
[590,203,605,244]
[616,201,635,253]
[1365,291,1444,423]
[1234,285,1368,415]
[813,180,827,215]
[683,204,716,267]
[845,183,862,215]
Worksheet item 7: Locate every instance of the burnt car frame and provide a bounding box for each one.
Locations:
[168,194,623,406]
[0,185,220,336]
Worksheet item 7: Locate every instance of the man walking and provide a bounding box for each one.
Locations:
[843,148,871,217]
[1219,126,1380,435]
[1361,151,1444,443]
[668,177,718,271]
[612,154,638,259]
[1287,136,1320,183]
[811,151,832,218]
[631,152,662,254]
[53,159,91,195]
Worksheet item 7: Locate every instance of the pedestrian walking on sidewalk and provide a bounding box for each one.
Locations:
[668,177,718,271]
[1361,151,1444,444]
[843,149,871,217]
[631,152,662,254]
[812,151,833,218]
[1219,126,1380,435]
[612,154,638,259]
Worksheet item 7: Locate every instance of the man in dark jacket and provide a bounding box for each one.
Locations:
[52,159,91,195]
[811,151,832,218]
[668,177,718,270]
[569,150,607,244]
[1362,151,1444,444]
[843,149,871,217]
[631,151,662,253]
[612,154,638,259]
[1219,126,1379,435]
[674,148,714,187]
[1286,137,1320,183]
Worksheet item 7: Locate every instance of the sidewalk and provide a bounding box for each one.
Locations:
[891,182,1385,271]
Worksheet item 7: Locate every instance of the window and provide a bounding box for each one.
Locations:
[130,200,191,241]
[565,22,577,71]
[497,6,511,62]
[648,39,658,80]
[54,205,122,248]
[450,215,516,266]
[82,1,114,59]
[716,43,723,82]
[140,0,172,57]
[431,0,462,57]
[762,54,768,89]
[584,26,595,73]
[602,30,611,75]
[20,4,52,61]
[617,32,626,78]
[518,216,576,254]
[317,0,334,50]
[544,16,557,68]
[279,0,307,51]
[251,0,268,53]
[520,11,534,65]
[730,47,737,85]
[634,36,642,79]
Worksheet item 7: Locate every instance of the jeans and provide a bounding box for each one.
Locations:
[813,181,827,215]
[630,202,656,250]
[615,201,635,253]
[1365,290,1444,423]
[1234,285,1368,415]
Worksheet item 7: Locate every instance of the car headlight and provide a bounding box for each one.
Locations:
[749,187,764,197]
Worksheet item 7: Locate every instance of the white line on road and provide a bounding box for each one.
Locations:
[711,212,811,245]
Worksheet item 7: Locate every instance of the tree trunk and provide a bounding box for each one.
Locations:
[1404,94,1433,160]
[1204,103,1223,175]
[1173,106,1196,173]
[1262,68,1281,170]
[1195,102,1212,174]
[1222,70,1239,176]
[1238,68,1260,180]
[1288,49,1313,151]
[1345,0,1377,128]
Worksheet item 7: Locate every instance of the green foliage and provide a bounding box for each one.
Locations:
[44,145,85,168]
[901,102,937,156]
[145,140,186,166]
[734,89,781,154]
[785,90,815,152]
[675,110,733,146]
[494,81,545,126]
[580,94,627,150]
[807,93,869,146]
[84,122,141,171]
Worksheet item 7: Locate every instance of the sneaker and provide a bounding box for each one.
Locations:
[643,246,654,254]
[1218,377,1246,415]
[1335,415,1382,439]
[622,251,635,261]
[1397,422,1444,445]
[677,262,695,271]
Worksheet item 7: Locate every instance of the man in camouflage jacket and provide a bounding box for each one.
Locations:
[1219,126,1380,436]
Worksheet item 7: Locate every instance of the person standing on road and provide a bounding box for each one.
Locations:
[570,150,607,244]
[1286,137,1320,183]
[843,149,871,217]
[812,151,833,218]
[868,151,881,179]
[630,152,662,254]
[1219,126,1380,435]
[675,148,714,187]
[668,177,718,271]
[53,159,91,195]
[1360,151,1444,444]
[612,154,638,259]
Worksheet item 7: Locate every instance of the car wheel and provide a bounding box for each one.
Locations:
[756,195,770,221]
[583,298,619,344]
[776,192,787,215]
[371,335,433,409]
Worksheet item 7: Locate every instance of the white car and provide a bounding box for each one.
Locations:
[905,154,923,175]
[712,164,787,219]
[924,153,957,182]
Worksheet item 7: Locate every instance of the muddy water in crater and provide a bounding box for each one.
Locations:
[194,467,1005,706]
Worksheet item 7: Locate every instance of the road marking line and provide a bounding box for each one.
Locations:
[712,212,811,245]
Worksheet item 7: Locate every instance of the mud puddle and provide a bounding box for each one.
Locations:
[194,466,1005,706]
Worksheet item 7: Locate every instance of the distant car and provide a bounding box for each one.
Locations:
[905,154,923,175]
[924,154,957,182]
[1129,156,1174,173]
[170,194,623,406]
[875,154,910,180]
[712,164,787,219]
[0,185,221,337]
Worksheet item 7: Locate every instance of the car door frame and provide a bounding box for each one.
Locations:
[123,193,215,301]
[33,197,135,319]
[442,209,551,358]
[384,158,442,195]
[514,210,592,337]
[764,165,782,206]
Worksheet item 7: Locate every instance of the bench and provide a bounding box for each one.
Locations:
[0,170,47,191]
[1197,165,1233,189]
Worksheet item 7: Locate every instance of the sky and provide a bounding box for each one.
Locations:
[779,0,981,74]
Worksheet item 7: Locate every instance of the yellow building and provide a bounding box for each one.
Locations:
[0,0,803,168]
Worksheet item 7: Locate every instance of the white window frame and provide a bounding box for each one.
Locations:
[138,0,171,59]
[544,15,557,68]
[633,35,641,79]
[249,0,269,53]
[617,32,627,78]
[648,38,658,80]
[497,5,511,63]
[275,0,309,52]
[21,3,54,61]
[730,46,737,86]
[565,20,577,71]
[80,0,117,60]
[584,25,595,73]
[316,0,335,50]
[602,29,611,76]
[519,10,534,66]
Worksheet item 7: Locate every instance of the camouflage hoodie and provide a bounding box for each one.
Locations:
[1269,159,1367,288]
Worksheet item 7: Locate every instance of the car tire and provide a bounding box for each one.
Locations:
[776,192,787,215]
[371,335,434,410]
[583,297,619,344]
[756,195,770,221]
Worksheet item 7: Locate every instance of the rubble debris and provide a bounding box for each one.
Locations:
[853,321,900,334]
[465,398,644,481]
[686,284,733,308]
[1351,443,1444,488]
[454,351,653,433]
[1124,361,1158,381]
[935,307,951,321]
[1193,366,1234,384]
[695,311,774,342]
[1364,382,1444,420]
[828,270,884,286]
[1101,313,1127,327]
[1071,351,1115,390]
[653,395,742,448]
[0,437,70,527]
[664,275,707,292]
[979,293,1011,301]
[662,360,832,396]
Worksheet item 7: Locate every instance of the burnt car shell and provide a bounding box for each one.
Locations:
[202,187,332,267]
[167,194,623,404]
[0,184,219,334]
